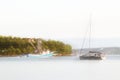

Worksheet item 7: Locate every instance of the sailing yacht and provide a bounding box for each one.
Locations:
[79,15,105,60]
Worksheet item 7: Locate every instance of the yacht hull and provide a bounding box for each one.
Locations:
[79,56,103,60]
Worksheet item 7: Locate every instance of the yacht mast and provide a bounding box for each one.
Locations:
[89,14,92,50]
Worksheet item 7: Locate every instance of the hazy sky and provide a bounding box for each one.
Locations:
[0,0,120,39]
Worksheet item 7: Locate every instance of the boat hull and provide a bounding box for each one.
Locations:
[79,56,103,60]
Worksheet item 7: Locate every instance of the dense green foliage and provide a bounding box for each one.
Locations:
[41,40,72,55]
[0,36,72,56]
[0,36,34,56]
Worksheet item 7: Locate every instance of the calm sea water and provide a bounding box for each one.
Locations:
[0,56,120,80]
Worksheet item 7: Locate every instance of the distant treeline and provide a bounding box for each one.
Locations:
[0,36,72,56]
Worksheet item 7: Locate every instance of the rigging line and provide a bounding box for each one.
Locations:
[80,13,92,54]
[79,23,90,54]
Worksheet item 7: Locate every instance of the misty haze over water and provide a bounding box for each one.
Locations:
[60,38,120,49]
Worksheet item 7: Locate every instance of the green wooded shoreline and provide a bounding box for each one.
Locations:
[0,36,72,56]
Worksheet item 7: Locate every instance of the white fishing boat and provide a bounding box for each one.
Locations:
[23,38,55,58]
